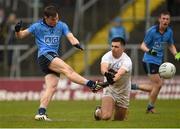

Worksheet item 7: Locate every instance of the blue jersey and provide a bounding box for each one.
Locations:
[108,26,126,44]
[143,25,174,65]
[28,19,70,57]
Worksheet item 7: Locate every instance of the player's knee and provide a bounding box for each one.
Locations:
[156,80,163,88]
[52,86,57,93]
[46,83,58,93]
[50,81,58,88]
[47,86,57,93]
[101,113,112,120]
[152,78,163,89]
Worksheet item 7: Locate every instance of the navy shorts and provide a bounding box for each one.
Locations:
[38,52,59,76]
[142,62,160,74]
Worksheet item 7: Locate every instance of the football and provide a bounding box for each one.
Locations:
[159,62,176,79]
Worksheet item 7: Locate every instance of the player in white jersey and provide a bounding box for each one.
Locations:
[94,37,132,121]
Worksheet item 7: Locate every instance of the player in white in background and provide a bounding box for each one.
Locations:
[14,5,107,121]
[94,37,132,121]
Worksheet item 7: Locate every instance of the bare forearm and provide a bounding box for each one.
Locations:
[15,32,23,39]
[101,63,109,75]
[169,44,177,56]
[140,42,149,52]
[15,29,29,39]
[114,68,126,81]
[67,33,79,45]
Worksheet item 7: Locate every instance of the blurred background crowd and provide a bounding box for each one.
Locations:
[0,0,180,77]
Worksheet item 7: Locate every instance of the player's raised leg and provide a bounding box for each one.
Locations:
[131,83,153,92]
[49,57,108,90]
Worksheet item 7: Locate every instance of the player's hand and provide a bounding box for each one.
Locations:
[148,49,157,56]
[175,52,180,61]
[108,68,117,75]
[91,81,109,93]
[15,20,22,32]
[73,44,84,51]
[104,71,115,85]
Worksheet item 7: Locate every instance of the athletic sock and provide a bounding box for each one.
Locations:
[131,83,139,90]
[86,80,95,88]
[147,103,154,110]
[38,107,46,115]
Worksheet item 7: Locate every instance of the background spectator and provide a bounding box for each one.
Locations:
[108,17,128,45]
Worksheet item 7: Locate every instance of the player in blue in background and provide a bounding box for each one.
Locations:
[15,5,108,121]
[132,11,180,113]
[108,17,127,45]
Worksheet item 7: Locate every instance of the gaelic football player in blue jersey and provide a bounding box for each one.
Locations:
[132,11,180,113]
[15,5,108,121]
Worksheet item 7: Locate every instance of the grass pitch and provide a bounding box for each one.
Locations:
[0,100,180,128]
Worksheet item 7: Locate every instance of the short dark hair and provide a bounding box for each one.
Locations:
[111,37,126,46]
[159,10,170,17]
[43,5,59,17]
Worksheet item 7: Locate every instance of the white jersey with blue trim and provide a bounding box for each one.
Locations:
[101,51,132,94]
[28,19,70,57]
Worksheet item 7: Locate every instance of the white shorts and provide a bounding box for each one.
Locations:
[102,87,130,108]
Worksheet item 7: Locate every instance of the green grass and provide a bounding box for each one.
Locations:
[0,100,180,128]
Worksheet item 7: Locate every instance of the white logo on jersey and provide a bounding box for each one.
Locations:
[110,61,122,71]
[44,36,59,44]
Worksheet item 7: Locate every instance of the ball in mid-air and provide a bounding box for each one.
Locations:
[159,62,176,79]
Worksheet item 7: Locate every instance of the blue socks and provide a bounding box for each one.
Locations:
[147,103,154,111]
[38,107,46,115]
[131,83,139,90]
[86,80,95,88]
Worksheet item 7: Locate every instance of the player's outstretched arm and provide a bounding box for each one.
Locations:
[140,42,150,53]
[140,42,157,56]
[66,33,83,50]
[15,21,30,39]
[168,44,180,61]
